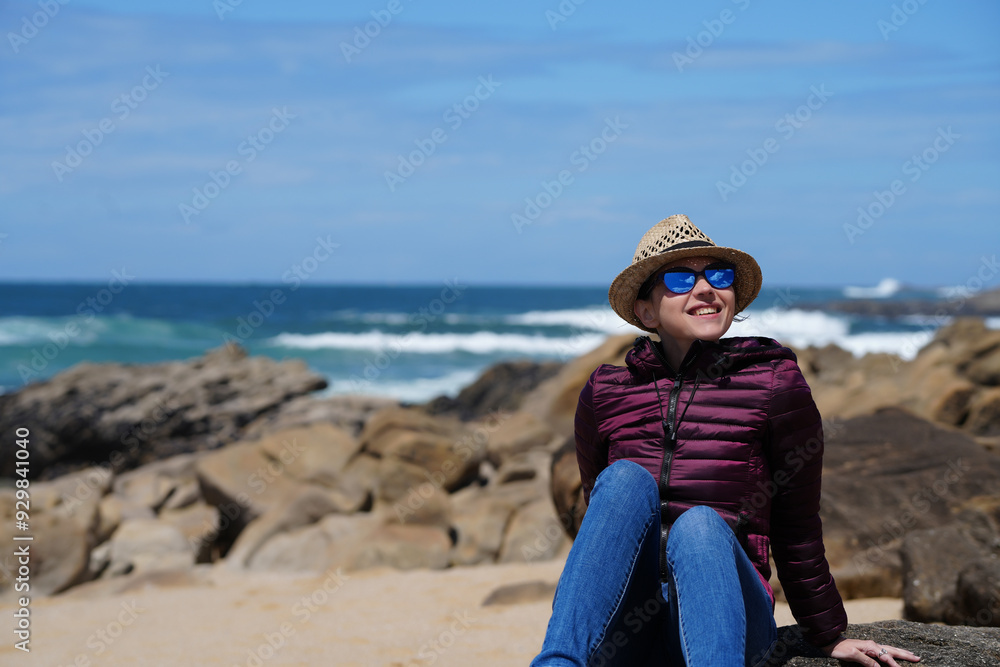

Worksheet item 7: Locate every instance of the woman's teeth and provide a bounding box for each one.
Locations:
[693,307,718,316]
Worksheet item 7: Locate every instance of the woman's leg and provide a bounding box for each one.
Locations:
[532,460,664,667]
[664,505,777,667]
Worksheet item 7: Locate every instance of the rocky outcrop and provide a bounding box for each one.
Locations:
[0,467,109,597]
[519,334,635,436]
[424,360,564,420]
[6,319,999,616]
[765,620,1000,666]
[799,286,1000,319]
[898,494,1000,627]
[0,344,328,479]
[819,408,1000,600]
[798,318,1000,445]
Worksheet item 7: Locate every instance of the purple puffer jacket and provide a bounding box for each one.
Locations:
[575,335,847,647]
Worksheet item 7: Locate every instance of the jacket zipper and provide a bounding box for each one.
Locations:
[653,338,690,581]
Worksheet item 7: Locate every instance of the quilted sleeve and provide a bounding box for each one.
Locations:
[575,367,609,505]
[766,357,848,648]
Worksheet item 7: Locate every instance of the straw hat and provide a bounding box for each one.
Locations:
[608,214,762,332]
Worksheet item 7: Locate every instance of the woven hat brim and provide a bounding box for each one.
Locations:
[608,246,762,333]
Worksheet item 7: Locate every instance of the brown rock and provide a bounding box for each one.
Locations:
[246,513,380,572]
[161,479,202,511]
[224,486,345,569]
[550,436,586,539]
[967,387,1000,436]
[765,619,1000,666]
[498,497,567,564]
[359,406,463,453]
[97,494,153,543]
[379,472,452,528]
[494,449,550,487]
[818,408,1000,599]
[521,334,635,436]
[379,430,480,492]
[195,439,276,527]
[929,379,977,425]
[484,411,557,468]
[0,467,110,598]
[900,525,986,622]
[335,453,378,512]
[104,519,194,577]
[954,557,1000,627]
[113,453,199,507]
[242,393,399,439]
[195,423,361,530]
[350,524,452,571]
[159,502,219,563]
[256,423,360,487]
[423,360,564,420]
[0,344,328,479]
[377,457,437,503]
[966,346,1000,386]
[449,482,539,566]
[482,580,557,606]
[796,344,855,387]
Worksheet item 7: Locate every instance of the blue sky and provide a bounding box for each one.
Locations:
[1,0,997,287]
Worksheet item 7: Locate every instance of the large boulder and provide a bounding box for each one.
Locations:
[424,360,564,420]
[0,344,327,479]
[103,519,194,577]
[195,423,362,531]
[449,480,542,566]
[954,558,1000,627]
[765,620,1000,666]
[349,524,452,571]
[223,486,346,569]
[821,408,1000,599]
[241,393,399,440]
[550,436,586,539]
[483,411,558,468]
[900,525,992,623]
[245,513,380,572]
[801,318,1000,440]
[498,496,567,564]
[0,467,110,598]
[360,407,483,497]
[521,334,635,436]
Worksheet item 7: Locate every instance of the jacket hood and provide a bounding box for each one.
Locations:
[625,335,796,380]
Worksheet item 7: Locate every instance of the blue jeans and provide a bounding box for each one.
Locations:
[532,460,777,667]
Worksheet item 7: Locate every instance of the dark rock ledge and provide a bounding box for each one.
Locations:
[767,620,1000,666]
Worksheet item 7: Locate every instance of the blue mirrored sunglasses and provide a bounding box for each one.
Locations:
[657,263,736,294]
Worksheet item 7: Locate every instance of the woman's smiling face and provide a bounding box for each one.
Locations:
[633,255,737,362]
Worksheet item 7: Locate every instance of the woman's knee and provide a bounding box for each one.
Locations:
[668,506,730,548]
[592,460,658,508]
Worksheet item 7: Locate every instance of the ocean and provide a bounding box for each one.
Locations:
[1,281,996,402]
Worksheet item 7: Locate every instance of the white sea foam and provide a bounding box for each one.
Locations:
[843,278,903,299]
[506,307,635,334]
[730,308,850,348]
[0,316,102,346]
[267,330,608,357]
[986,317,1000,330]
[358,312,410,325]
[730,308,933,360]
[836,331,935,360]
[323,368,481,403]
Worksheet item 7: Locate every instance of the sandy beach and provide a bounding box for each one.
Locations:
[1,553,906,666]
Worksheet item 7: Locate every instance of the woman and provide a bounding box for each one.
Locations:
[532,215,920,667]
